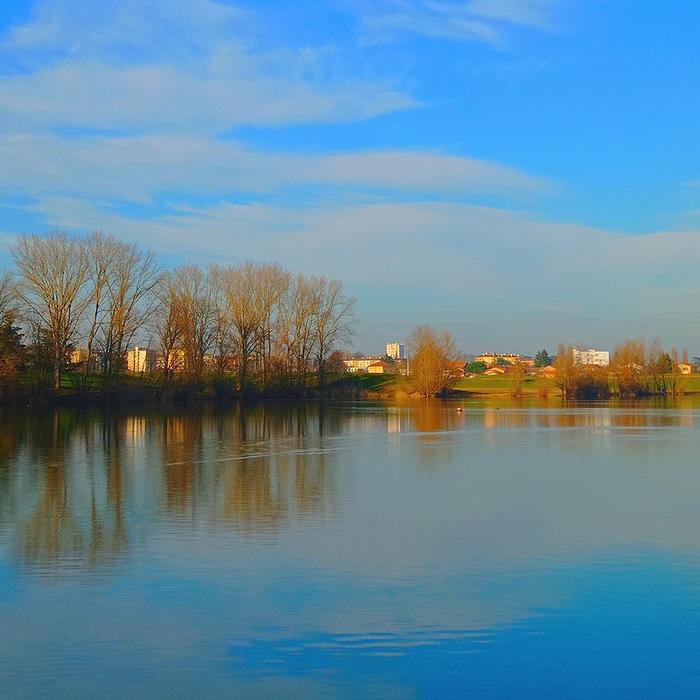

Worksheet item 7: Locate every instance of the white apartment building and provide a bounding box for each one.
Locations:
[386,342,405,360]
[126,346,157,373]
[573,348,610,367]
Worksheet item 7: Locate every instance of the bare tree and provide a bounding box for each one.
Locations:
[99,240,160,382]
[172,265,217,383]
[646,337,666,395]
[667,346,683,396]
[253,263,290,387]
[288,274,320,384]
[151,273,183,381]
[510,359,526,398]
[275,276,298,377]
[223,262,262,391]
[14,233,90,389]
[209,264,236,381]
[0,270,17,324]
[554,343,576,398]
[311,276,355,388]
[408,325,458,397]
[82,231,115,383]
[611,338,647,396]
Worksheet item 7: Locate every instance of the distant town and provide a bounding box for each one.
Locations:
[344,343,695,377]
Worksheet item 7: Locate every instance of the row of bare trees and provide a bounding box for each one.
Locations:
[2,232,355,393]
[153,262,355,390]
[12,232,161,389]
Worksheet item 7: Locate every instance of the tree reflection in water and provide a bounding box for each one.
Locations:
[0,403,345,570]
[0,398,696,572]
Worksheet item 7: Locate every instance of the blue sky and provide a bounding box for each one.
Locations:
[1,0,699,354]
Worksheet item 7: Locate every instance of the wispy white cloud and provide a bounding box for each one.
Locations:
[0,133,551,202]
[0,61,412,133]
[2,0,244,55]
[468,0,558,29]
[25,195,700,349]
[352,0,561,46]
[0,0,556,206]
[0,0,412,132]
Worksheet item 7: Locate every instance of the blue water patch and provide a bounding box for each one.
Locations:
[226,555,700,698]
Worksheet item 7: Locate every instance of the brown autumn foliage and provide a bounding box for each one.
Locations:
[610,338,685,396]
[408,325,458,397]
[553,338,688,399]
[510,359,526,398]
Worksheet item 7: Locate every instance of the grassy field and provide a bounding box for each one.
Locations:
[680,375,700,393]
[344,373,555,397]
[453,373,700,396]
[338,373,700,398]
[453,374,558,396]
[15,370,700,401]
[343,373,398,392]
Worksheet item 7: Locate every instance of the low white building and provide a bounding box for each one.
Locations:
[343,357,381,373]
[573,348,610,367]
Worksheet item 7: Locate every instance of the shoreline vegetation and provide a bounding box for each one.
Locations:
[3,371,700,408]
[0,232,697,405]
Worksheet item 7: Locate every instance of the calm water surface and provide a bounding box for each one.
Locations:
[2,399,700,698]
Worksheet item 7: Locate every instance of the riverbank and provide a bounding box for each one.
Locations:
[352,374,558,398]
[0,372,400,406]
[367,373,700,398]
[4,371,700,405]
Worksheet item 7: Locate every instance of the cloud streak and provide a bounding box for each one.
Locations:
[0,134,551,202]
[0,0,412,132]
[19,195,700,350]
[353,0,561,45]
[0,61,413,133]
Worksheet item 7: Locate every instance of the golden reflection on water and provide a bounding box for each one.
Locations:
[0,398,698,571]
[0,405,346,569]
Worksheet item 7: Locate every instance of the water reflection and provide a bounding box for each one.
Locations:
[0,404,348,570]
[2,399,700,696]
[2,398,698,572]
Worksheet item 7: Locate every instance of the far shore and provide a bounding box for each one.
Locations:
[3,371,700,407]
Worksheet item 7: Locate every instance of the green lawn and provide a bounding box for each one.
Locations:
[453,374,558,395]
[680,375,700,393]
[339,373,398,392]
[21,370,700,399]
[454,373,700,396]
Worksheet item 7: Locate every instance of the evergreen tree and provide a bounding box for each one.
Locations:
[0,319,23,393]
[534,349,552,367]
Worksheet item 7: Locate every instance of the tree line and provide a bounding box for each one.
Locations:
[403,330,694,399]
[555,340,690,398]
[0,232,355,398]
